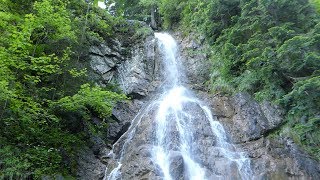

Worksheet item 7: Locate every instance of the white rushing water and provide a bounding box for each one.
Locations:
[106,32,252,180]
[152,33,205,180]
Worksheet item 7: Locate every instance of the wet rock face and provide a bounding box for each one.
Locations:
[196,91,284,143]
[197,92,320,179]
[104,89,320,179]
[105,100,246,180]
[107,99,144,144]
[105,106,160,180]
[85,32,320,180]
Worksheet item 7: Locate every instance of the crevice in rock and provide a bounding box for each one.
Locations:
[112,122,131,144]
[104,54,118,58]
[110,114,120,123]
[109,65,117,71]
[128,92,145,100]
[263,121,288,138]
[89,52,104,57]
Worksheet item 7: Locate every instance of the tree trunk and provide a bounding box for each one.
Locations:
[150,5,157,30]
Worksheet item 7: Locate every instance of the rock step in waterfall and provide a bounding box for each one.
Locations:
[104,33,252,180]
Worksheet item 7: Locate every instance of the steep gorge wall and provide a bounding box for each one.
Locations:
[81,27,320,179]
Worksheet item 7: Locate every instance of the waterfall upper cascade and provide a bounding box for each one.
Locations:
[105,33,253,180]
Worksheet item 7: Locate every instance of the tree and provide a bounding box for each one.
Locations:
[140,0,159,29]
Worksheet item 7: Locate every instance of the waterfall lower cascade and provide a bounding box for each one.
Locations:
[105,33,253,180]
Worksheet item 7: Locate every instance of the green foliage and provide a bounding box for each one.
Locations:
[208,50,235,94]
[281,75,320,122]
[288,84,320,160]
[158,0,184,28]
[181,0,240,41]
[113,0,149,20]
[311,0,320,13]
[291,117,320,159]
[54,84,127,119]
[0,0,127,178]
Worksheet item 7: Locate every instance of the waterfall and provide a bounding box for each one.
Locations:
[105,33,253,180]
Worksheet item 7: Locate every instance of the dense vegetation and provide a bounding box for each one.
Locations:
[115,0,320,160]
[0,0,127,178]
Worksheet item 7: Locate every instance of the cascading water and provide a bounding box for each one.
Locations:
[105,33,253,180]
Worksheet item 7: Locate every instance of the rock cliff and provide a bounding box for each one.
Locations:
[80,28,320,179]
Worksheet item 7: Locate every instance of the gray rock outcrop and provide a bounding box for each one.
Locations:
[76,146,106,180]
[227,93,284,143]
[89,34,160,98]
[199,92,320,179]
[107,99,145,144]
[176,32,211,90]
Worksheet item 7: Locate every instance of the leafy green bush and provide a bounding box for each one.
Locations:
[54,84,127,119]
